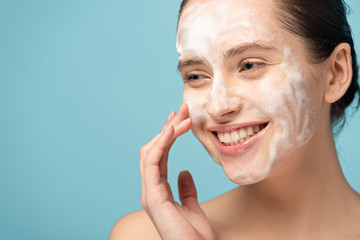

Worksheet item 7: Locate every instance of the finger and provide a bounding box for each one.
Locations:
[159,118,192,180]
[140,110,176,160]
[173,117,192,139]
[178,171,202,212]
[143,124,175,195]
[169,103,190,127]
[140,110,175,204]
[161,110,176,132]
[141,109,189,208]
[162,177,174,203]
[146,103,188,157]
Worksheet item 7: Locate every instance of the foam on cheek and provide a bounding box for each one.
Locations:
[267,46,313,160]
[261,46,316,176]
[183,91,208,124]
[227,46,317,184]
[253,47,310,174]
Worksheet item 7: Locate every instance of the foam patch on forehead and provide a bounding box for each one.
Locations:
[177,1,274,67]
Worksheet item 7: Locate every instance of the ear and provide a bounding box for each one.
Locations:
[323,43,353,103]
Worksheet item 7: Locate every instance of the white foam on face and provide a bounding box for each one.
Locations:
[177,1,274,68]
[183,90,208,124]
[228,46,321,184]
[178,0,274,126]
[177,0,322,185]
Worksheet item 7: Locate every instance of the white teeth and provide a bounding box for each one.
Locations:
[231,131,240,141]
[216,124,265,146]
[218,133,225,142]
[224,133,231,143]
[239,128,247,138]
[247,126,254,136]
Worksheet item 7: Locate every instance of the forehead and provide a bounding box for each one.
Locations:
[177,0,282,57]
[180,0,274,20]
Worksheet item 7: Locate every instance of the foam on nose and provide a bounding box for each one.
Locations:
[207,72,231,116]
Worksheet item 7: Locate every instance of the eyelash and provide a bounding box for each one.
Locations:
[186,75,204,81]
[184,60,264,81]
[239,60,263,72]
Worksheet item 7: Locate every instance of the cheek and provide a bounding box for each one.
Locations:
[255,64,321,161]
[183,89,209,126]
[183,89,221,163]
[231,62,321,162]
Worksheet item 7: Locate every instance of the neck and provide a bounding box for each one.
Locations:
[234,120,359,234]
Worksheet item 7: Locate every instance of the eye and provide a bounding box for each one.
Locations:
[239,61,263,72]
[186,74,206,81]
[182,72,210,88]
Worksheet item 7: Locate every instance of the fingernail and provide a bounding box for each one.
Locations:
[178,103,185,112]
[178,118,191,127]
[167,110,175,121]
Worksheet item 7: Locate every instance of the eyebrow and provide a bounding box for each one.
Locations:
[177,42,277,72]
[177,58,206,72]
[224,43,276,58]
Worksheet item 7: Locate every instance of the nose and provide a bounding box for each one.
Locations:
[207,78,242,122]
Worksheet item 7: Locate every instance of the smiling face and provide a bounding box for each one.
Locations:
[177,0,325,185]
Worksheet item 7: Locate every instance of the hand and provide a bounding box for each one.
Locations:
[140,103,215,240]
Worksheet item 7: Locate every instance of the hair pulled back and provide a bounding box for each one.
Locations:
[178,0,360,130]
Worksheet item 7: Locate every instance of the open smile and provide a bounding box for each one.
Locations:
[209,122,269,156]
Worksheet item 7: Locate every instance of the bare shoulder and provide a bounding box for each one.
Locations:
[109,188,241,240]
[109,210,160,240]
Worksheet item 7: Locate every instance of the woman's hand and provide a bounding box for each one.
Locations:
[140,103,215,240]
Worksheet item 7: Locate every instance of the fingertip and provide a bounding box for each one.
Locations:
[178,170,198,206]
[185,118,192,130]
[179,170,189,175]
[184,118,192,131]
[178,117,192,128]
[186,117,192,126]
[178,170,192,182]
[178,102,185,113]
[173,118,192,138]
[167,110,176,121]
[183,102,189,114]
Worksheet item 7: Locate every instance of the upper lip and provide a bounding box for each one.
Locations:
[207,121,269,133]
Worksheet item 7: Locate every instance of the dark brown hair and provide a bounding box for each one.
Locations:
[178,0,360,131]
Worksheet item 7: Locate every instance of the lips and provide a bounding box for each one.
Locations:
[209,122,269,156]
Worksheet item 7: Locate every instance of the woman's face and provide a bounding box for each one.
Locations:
[177,0,325,184]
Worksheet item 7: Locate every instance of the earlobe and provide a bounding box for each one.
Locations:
[323,43,353,103]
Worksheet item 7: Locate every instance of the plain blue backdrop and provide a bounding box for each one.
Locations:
[1,0,360,239]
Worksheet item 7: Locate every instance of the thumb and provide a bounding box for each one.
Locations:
[178,171,201,211]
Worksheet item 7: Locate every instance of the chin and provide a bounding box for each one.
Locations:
[220,155,275,185]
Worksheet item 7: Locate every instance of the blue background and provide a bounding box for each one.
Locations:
[1,0,360,239]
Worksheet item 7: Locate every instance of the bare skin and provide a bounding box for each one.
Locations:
[109,103,360,240]
[109,0,360,239]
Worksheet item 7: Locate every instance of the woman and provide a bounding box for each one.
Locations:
[110,0,360,239]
